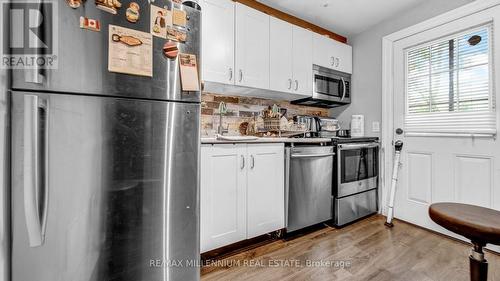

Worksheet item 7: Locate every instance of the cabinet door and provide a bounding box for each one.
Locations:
[332,41,353,74]
[201,144,247,253]
[292,26,313,96]
[246,144,285,238]
[269,17,293,93]
[312,33,334,69]
[235,3,270,89]
[202,0,235,84]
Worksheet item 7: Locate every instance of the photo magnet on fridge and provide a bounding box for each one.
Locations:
[172,8,187,28]
[150,5,170,38]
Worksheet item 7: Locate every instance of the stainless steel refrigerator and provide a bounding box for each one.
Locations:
[6,0,201,280]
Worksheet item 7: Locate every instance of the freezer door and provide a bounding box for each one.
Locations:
[11,0,201,103]
[11,91,200,281]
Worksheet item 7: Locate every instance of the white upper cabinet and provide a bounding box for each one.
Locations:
[235,3,270,89]
[201,0,235,84]
[292,26,313,95]
[269,17,293,93]
[270,19,313,97]
[313,33,352,74]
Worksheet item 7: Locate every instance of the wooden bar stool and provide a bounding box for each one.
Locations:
[429,203,500,281]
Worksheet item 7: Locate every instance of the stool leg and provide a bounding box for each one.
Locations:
[470,242,488,281]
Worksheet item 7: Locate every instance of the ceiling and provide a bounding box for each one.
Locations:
[256,0,423,38]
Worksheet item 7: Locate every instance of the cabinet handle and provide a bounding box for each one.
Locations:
[288,79,292,90]
[250,155,255,169]
[331,56,335,66]
[239,69,243,83]
[294,80,298,91]
[335,58,340,67]
[240,155,245,170]
[228,67,233,81]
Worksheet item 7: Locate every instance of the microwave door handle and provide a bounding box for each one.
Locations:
[340,77,346,101]
[23,95,48,247]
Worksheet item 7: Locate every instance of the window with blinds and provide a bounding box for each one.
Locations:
[405,24,495,136]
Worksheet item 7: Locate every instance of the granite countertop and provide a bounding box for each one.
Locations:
[201,137,333,144]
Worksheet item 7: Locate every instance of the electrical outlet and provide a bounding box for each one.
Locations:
[372,121,380,133]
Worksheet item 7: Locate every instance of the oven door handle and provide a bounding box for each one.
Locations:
[291,153,335,158]
[338,143,379,150]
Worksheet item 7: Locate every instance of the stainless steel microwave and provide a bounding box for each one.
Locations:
[292,65,351,108]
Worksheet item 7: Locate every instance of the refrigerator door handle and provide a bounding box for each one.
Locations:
[23,95,48,247]
[23,2,45,84]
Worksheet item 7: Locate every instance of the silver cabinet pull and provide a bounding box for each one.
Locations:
[23,95,49,247]
[228,67,233,81]
[239,69,243,82]
[336,58,340,67]
[294,80,299,91]
[240,155,245,170]
[331,56,335,66]
[288,79,292,90]
[250,155,255,169]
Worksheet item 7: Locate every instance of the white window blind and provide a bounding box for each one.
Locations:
[405,24,496,136]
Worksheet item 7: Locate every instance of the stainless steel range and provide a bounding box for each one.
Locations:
[333,137,379,226]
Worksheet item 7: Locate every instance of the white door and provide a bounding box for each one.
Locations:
[292,26,313,96]
[201,0,235,85]
[246,144,285,238]
[269,17,293,93]
[391,6,500,244]
[235,3,270,89]
[200,144,247,253]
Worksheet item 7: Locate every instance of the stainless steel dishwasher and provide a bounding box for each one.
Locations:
[285,145,335,233]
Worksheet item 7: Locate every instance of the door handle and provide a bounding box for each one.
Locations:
[228,67,233,81]
[23,95,49,247]
[340,77,346,101]
[239,69,243,83]
[240,155,245,170]
[291,153,336,158]
[250,155,255,169]
[24,2,46,84]
[294,80,298,91]
[396,128,404,135]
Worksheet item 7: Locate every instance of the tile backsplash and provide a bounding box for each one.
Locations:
[201,93,330,137]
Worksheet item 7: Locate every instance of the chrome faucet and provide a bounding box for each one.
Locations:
[217,102,229,135]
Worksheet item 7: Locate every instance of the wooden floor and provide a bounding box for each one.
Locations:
[201,215,500,281]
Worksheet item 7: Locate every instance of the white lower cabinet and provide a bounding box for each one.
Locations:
[201,143,285,253]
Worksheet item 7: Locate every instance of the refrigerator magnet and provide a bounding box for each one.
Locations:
[172,9,187,28]
[163,41,179,59]
[80,17,101,32]
[150,5,170,38]
[95,0,122,15]
[66,0,83,8]
[179,53,200,91]
[126,2,140,23]
[108,25,153,77]
[166,26,186,43]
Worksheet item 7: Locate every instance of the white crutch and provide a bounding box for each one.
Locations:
[385,141,404,227]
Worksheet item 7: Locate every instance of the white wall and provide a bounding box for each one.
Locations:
[331,0,475,137]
